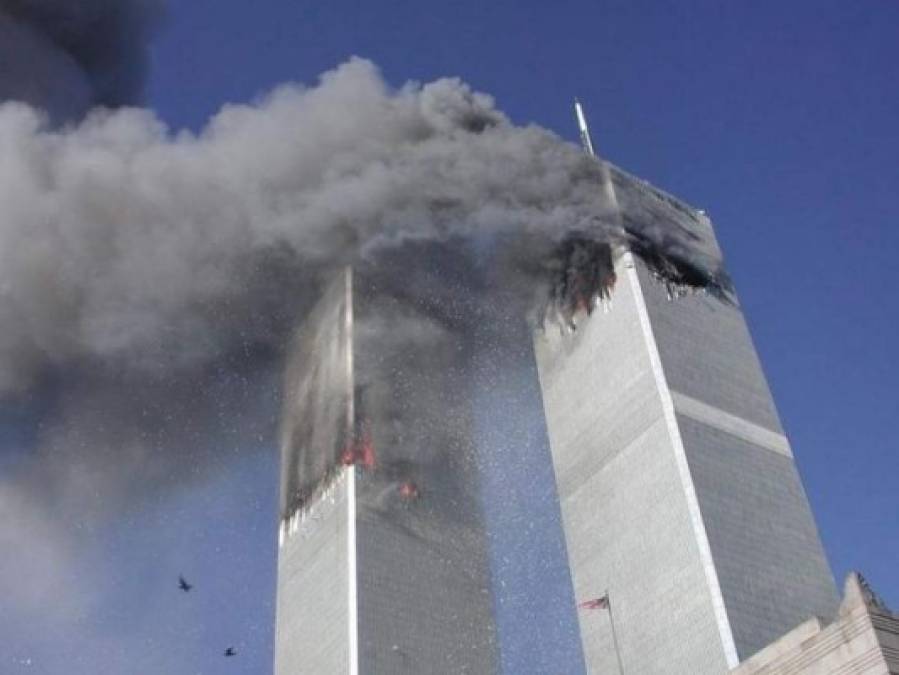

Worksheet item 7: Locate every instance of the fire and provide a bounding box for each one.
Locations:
[542,236,618,329]
[340,430,377,469]
[358,433,376,469]
[397,481,420,500]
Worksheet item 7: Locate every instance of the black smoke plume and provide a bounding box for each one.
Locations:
[0,58,728,397]
[0,58,729,633]
[0,0,163,119]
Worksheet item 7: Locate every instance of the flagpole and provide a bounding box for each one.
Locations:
[606,591,625,675]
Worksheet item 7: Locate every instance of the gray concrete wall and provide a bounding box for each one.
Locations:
[275,472,351,675]
[357,503,497,674]
[535,255,731,675]
[677,415,838,660]
[637,261,783,434]
[638,257,839,660]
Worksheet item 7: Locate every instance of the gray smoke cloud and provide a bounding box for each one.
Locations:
[0,0,163,119]
[0,59,728,660]
[0,57,725,397]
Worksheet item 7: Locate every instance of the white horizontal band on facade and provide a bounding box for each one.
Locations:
[671,391,792,458]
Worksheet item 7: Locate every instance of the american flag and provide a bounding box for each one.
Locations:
[578,595,609,610]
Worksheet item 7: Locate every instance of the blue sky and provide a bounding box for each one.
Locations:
[2,1,897,673]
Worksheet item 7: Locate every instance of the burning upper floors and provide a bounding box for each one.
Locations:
[278,256,498,547]
[277,162,732,530]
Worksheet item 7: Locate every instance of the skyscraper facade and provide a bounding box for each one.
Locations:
[274,115,841,674]
[274,267,499,675]
[534,166,839,674]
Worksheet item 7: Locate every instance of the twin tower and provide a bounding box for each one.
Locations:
[273,146,838,673]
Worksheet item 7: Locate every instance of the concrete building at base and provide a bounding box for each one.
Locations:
[731,573,899,675]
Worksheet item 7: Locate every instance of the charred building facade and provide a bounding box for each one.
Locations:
[274,266,500,674]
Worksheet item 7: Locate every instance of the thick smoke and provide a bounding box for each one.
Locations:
[0,57,725,397]
[0,55,728,661]
[0,0,162,119]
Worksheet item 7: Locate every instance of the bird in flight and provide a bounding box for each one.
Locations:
[224,647,237,657]
[178,576,193,592]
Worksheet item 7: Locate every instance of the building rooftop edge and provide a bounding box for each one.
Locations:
[731,572,897,674]
[607,161,711,225]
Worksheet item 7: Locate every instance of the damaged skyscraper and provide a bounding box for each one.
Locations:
[274,106,840,675]
[274,261,502,674]
[533,109,839,674]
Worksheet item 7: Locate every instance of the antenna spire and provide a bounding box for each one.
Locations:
[574,98,622,221]
[574,98,596,157]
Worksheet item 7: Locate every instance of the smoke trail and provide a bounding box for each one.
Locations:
[0,57,725,396]
[0,0,163,119]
